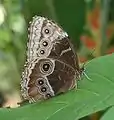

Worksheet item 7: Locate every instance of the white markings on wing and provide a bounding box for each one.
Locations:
[27,16,45,62]
[60,47,71,56]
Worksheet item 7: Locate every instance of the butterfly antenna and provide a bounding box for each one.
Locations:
[81,48,96,81]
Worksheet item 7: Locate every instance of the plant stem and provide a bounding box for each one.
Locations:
[100,0,110,55]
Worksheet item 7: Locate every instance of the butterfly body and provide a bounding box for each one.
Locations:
[21,16,82,103]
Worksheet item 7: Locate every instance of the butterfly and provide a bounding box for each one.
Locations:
[21,16,83,103]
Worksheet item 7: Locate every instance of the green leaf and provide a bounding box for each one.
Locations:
[0,54,114,120]
[0,29,11,48]
[100,106,114,120]
[0,53,20,92]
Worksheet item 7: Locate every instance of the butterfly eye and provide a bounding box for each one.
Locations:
[45,93,51,98]
[40,50,45,54]
[43,63,50,71]
[40,38,52,49]
[37,48,51,58]
[44,29,50,34]
[35,78,45,87]
[41,87,47,92]
[40,59,54,75]
[37,48,46,56]
[42,26,53,37]
[38,79,44,85]
[42,41,48,47]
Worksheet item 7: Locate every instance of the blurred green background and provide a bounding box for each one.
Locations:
[0,0,114,119]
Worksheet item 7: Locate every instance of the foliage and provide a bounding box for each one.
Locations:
[0,54,114,120]
[0,0,114,120]
[0,0,26,93]
[100,106,114,120]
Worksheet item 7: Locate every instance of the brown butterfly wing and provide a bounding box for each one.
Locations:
[24,37,80,101]
[48,37,80,72]
[21,16,81,102]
